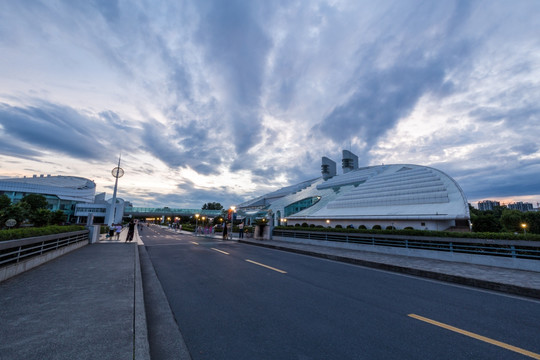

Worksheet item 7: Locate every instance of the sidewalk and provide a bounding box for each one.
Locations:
[0,229,149,360]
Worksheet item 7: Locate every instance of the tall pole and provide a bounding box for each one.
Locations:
[108,154,122,226]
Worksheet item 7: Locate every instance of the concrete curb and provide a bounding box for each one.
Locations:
[133,240,151,360]
[138,244,192,360]
[240,240,540,299]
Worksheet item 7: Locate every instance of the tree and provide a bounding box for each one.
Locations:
[0,202,30,228]
[0,194,11,210]
[523,211,540,234]
[500,209,523,233]
[472,214,501,232]
[49,210,67,225]
[30,208,51,227]
[21,194,48,212]
[202,202,223,210]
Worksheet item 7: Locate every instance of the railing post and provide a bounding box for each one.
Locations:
[17,246,22,263]
[510,245,516,258]
[405,239,409,249]
[449,242,453,253]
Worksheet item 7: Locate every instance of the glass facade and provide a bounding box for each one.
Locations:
[284,196,321,217]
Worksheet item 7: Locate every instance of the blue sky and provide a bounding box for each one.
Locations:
[0,0,539,209]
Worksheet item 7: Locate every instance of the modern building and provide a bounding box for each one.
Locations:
[478,200,501,211]
[238,150,471,231]
[0,175,96,222]
[507,201,534,212]
[0,174,124,224]
[73,193,125,225]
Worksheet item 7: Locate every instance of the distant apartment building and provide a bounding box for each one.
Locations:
[507,201,534,212]
[478,200,501,211]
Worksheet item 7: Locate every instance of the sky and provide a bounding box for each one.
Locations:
[0,0,539,209]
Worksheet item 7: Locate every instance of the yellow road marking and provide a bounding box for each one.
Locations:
[245,259,287,274]
[190,241,199,245]
[211,248,230,255]
[408,314,540,359]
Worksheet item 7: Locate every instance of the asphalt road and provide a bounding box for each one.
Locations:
[141,226,540,360]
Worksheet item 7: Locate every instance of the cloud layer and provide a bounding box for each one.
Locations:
[0,0,539,208]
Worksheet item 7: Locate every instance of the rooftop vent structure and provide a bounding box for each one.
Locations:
[342,150,358,174]
[321,157,337,180]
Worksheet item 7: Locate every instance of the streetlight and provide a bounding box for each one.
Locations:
[195,213,200,236]
[521,223,527,236]
[229,206,236,239]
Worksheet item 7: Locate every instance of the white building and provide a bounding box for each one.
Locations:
[0,174,124,224]
[238,151,470,231]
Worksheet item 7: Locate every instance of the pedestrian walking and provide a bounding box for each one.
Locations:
[115,223,122,240]
[222,223,228,240]
[126,220,135,242]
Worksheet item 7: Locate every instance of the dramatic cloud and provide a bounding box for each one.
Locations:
[0,0,539,208]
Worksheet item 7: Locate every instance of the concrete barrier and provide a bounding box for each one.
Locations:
[0,240,87,283]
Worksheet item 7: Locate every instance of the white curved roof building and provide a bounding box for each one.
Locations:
[239,152,470,231]
[0,174,96,202]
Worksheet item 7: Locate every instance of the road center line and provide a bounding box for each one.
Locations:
[190,241,199,245]
[408,314,540,359]
[245,259,287,274]
[211,248,230,255]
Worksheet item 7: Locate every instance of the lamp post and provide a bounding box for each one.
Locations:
[108,155,124,226]
[229,206,236,239]
[195,213,200,236]
[522,223,527,236]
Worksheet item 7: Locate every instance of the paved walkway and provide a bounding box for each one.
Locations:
[0,229,149,360]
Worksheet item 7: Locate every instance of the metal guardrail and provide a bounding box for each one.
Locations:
[272,230,540,260]
[0,230,89,267]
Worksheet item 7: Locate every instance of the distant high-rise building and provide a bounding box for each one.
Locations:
[508,201,534,212]
[478,200,500,211]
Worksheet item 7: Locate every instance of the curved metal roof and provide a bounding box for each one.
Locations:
[0,175,96,202]
[256,164,470,221]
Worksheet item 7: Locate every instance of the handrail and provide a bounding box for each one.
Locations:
[272,229,540,260]
[0,230,89,266]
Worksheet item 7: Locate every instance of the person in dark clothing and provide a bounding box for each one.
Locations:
[126,220,135,242]
[222,223,228,240]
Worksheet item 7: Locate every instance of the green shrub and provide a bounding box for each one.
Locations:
[335,225,343,229]
[358,225,367,229]
[347,225,355,229]
[0,225,86,242]
[372,225,382,230]
[302,223,309,227]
